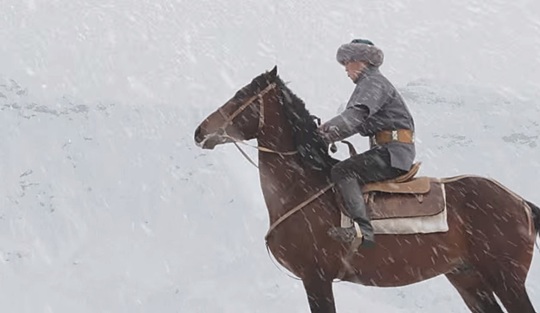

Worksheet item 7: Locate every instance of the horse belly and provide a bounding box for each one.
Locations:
[341,235,464,287]
[342,262,458,287]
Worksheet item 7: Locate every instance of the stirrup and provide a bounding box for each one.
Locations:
[328,223,364,243]
[353,223,363,238]
[350,223,365,250]
[351,223,375,249]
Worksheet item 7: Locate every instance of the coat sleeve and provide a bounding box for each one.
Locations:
[320,78,388,142]
[348,77,388,118]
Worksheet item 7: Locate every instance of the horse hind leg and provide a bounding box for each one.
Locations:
[475,239,536,312]
[302,277,336,313]
[445,270,504,313]
[492,282,536,313]
[484,268,537,313]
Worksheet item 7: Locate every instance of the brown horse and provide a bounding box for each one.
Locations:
[194,66,540,313]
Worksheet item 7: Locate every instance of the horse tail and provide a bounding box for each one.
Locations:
[525,200,540,244]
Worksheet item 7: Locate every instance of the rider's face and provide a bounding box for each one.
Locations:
[345,61,367,82]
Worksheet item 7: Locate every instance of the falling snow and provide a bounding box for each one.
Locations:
[0,0,539,312]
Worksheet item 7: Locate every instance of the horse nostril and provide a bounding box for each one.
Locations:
[194,125,203,142]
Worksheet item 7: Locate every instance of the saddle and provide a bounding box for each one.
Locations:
[333,140,446,221]
[360,162,446,220]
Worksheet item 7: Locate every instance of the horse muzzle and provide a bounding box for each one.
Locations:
[194,127,234,149]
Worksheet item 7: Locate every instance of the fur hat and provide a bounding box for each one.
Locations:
[336,39,384,67]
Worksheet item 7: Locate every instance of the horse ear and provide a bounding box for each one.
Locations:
[268,65,278,78]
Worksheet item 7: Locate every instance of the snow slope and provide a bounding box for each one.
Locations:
[1,76,539,312]
[1,1,539,312]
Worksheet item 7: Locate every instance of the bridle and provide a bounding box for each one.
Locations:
[215,82,298,168]
[217,82,275,136]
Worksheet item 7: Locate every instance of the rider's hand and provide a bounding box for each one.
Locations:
[317,123,339,144]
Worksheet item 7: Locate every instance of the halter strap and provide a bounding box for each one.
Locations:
[218,82,276,131]
[217,81,297,168]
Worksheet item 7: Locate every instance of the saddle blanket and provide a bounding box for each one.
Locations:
[341,180,449,235]
[341,207,448,235]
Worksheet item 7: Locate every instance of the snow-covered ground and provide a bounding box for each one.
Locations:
[1,1,539,312]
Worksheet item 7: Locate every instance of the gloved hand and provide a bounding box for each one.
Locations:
[317,123,340,144]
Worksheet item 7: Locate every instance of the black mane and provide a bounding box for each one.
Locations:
[273,76,339,171]
[240,69,338,171]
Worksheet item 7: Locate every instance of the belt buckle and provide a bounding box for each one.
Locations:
[391,130,398,141]
[370,136,377,147]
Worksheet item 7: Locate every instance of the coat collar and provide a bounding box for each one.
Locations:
[353,66,379,84]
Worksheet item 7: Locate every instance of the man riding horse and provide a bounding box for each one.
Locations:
[317,39,416,248]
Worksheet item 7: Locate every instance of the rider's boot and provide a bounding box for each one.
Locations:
[327,178,375,248]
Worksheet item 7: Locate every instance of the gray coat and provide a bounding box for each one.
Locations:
[321,66,415,171]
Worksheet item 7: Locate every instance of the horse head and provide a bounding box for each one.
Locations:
[195,65,336,172]
[194,66,279,150]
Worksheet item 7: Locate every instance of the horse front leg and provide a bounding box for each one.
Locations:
[302,277,336,313]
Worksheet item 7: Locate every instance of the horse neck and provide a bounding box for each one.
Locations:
[256,92,324,223]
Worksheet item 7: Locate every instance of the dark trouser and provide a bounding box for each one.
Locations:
[330,146,407,241]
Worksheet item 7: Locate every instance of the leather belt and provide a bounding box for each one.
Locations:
[370,129,414,146]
